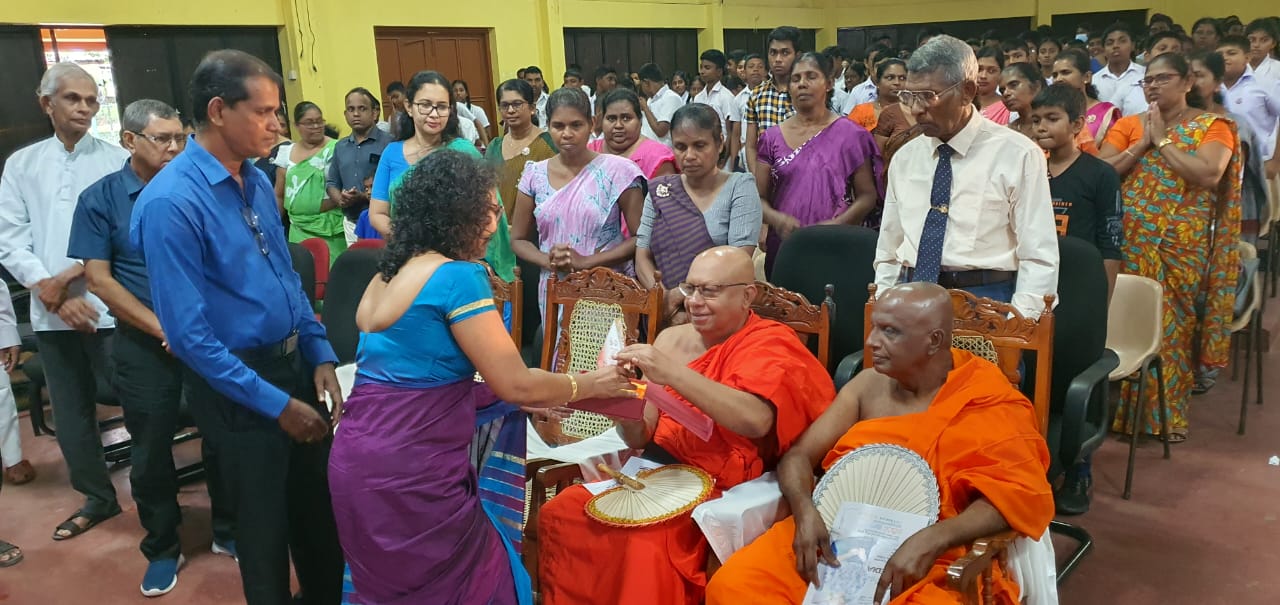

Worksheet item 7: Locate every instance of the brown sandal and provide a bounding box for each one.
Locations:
[4,460,35,485]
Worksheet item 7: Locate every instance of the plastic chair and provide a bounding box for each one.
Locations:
[1229,242,1264,435]
[288,242,317,310]
[347,238,386,251]
[299,238,331,302]
[321,246,383,365]
[1105,274,1170,500]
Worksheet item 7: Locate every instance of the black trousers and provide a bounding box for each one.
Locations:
[112,324,235,561]
[34,329,120,518]
[182,350,342,605]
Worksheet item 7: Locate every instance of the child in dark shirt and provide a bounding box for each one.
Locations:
[1030,82,1124,300]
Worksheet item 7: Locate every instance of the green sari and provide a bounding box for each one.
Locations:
[284,139,347,263]
[390,137,517,281]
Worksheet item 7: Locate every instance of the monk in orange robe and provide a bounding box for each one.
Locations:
[537,247,835,605]
[707,282,1055,605]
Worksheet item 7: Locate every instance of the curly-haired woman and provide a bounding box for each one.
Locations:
[328,150,634,604]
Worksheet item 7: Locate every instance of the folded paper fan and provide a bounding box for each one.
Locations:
[812,443,941,528]
[586,463,714,528]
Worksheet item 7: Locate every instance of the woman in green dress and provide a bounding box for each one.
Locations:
[485,79,557,222]
[275,101,345,262]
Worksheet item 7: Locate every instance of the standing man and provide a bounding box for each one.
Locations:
[693,49,736,137]
[873,35,1059,319]
[131,50,344,605]
[636,63,683,148]
[746,26,802,169]
[730,53,767,170]
[0,277,31,487]
[382,81,407,136]
[0,62,126,541]
[524,66,550,127]
[68,99,238,597]
[1094,23,1149,116]
[1219,36,1280,181]
[326,87,389,246]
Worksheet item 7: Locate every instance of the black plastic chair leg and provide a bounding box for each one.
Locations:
[1123,366,1145,500]
[1254,311,1264,407]
[25,382,53,436]
[1050,520,1093,583]
[1240,324,1252,436]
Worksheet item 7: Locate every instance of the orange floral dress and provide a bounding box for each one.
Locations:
[1105,113,1242,436]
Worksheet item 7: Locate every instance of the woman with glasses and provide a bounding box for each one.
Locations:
[485,79,557,222]
[755,52,883,276]
[635,104,761,324]
[272,101,345,261]
[368,70,516,281]
[510,87,645,314]
[1098,52,1243,443]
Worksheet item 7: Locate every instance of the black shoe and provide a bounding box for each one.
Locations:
[1054,472,1092,516]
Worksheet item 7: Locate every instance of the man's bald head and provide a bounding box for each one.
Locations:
[690,246,756,283]
[866,283,953,379]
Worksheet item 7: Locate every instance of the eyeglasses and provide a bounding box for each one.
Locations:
[676,282,751,300]
[499,101,528,112]
[133,132,186,148]
[1139,73,1180,88]
[240,206,270,257]
[411,102,452,116]
[898,82,964,108]
[297,120,326,128]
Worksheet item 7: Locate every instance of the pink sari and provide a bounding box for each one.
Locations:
[981,101,1010,125]
[1085,101,1120,143]
[587,137,676,179]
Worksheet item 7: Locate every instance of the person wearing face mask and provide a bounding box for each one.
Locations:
[635,104,762,324]
[510,88,645,314]
[589,89,676,179]
[1098,52,1242,443]
[756,52,884,275]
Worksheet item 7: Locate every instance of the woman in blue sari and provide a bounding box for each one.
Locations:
[329,150,634,604]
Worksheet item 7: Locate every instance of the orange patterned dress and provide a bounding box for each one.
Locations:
[1105,113,1242,436]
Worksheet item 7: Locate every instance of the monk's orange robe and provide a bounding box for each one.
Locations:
[706,349,1054,605]
[538,313,836,605]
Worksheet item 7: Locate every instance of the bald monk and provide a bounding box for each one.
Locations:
[538,247,836,605]
[706,283,1054,605]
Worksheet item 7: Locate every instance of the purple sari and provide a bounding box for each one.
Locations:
[646,174,716,288]
[757,118,884,274]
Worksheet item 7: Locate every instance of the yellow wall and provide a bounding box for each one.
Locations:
[4,0,1276,135]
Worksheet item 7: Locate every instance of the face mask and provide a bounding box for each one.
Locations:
[1076,33,1089,42]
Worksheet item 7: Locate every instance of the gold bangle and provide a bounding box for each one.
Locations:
[566,373,579,403]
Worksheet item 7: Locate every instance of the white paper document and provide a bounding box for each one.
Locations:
[801,502,931,605]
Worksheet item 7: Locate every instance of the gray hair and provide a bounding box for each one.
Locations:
[905,35,978,86]
[121,99,180,133]
[36,62,95,98]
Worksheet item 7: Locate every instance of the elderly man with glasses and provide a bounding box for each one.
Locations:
[872,34,1059,320]
[131,50,344,604]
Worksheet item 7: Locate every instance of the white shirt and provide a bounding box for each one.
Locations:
[642,85,684,147]
[534,93,549,128]
[0,279,18,349]
[733,88,751,146]
[847,79,878,107]
[1094,61,1148,116]
[693,80,737,138]
[464,104,490,129]
[1223,66,1280,161]
[874,112,1060,318]
[1252,55,1280,87]
[0,135,126,331]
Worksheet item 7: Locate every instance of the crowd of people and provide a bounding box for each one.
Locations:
[0,10,1275,605]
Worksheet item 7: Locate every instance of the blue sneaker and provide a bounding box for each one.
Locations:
[211,539,238,562]
[140,555,184,597]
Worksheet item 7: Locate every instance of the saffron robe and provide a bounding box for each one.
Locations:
[706,350,1054,605]
[538,313,836,605]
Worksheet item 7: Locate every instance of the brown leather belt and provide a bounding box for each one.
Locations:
[903,268,1016,288]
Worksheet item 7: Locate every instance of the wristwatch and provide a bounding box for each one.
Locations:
[1156,137,1174,151]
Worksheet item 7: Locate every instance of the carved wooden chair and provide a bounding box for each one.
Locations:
[750,281,836,371]
[484,263,523,347]
[863,284,1056,605]
[533,267,664,446]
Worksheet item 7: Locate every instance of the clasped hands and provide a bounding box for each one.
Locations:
[547,244,588,274]
[37,275,99,333]
[277,362,345,444]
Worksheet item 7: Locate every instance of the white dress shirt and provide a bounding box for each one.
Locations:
[0,135,125,331]
[1252,55,1280,87]
[1223,66,1280,161]
[534,93,549,128]
[847,79,878,108]
[1094,61,1148,116]
[642,85,684,147]
[0,279,18,349]
[874,111,1060,318]
[693,80,737,138]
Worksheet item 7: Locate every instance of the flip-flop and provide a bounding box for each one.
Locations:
[51,509,120,541]
[1161,429,1189,444]
[0,541,22,567]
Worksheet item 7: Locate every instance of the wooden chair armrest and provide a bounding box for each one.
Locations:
[945,530,1019,605]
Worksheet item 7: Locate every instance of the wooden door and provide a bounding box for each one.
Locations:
[374,27,495,136]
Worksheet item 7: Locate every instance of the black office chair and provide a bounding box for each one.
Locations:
[771,225,879,384]
[289,242,317,310]
[322,246,383,364]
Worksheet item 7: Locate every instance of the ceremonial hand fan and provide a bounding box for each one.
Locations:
[586,463,714,528]
[811,444,941,528]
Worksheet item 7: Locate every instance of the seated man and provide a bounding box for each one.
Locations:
[707,283,1054,605]
[538,246,836,605]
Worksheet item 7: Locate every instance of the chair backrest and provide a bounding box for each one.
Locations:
[322,246,383,364]
[1052,236,1109,413]
[299,238,331,301]
[288,242,317,308]
[1230,242,1261,332]
[771,224,879,368]
[347,238,386,251]
[864,284,1056,435]
[485,263,523,346]
[538,267,663,444]
[1106,274,1163,363]
[750,281,835,371]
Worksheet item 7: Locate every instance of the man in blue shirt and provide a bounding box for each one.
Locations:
[131,50,343,605]
[69,99,237,597]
